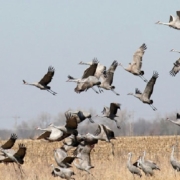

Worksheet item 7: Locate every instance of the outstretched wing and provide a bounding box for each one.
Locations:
[14,144,26,163]
[102,60,118,85]
[169,58,180,76]
[132,43,147,72]
[143,71,159,99]
[62,157,77,164]
[65,112,78,129]
[102,124,115,139]
[110,103,120,115]
[135,88,142,95]
[1,134,18,149]
[169,15,173,22]
[177,113,180,120]
[39,66,55,86]
[82,58,98,79]
[94,125,101,136]
[176,11,180,19]
[37,131,51,139]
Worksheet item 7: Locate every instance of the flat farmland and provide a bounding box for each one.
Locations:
[0,136,180,180]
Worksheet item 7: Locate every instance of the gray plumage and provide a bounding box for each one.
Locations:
[23,66,57,95]
[51,164,75,180]
[142,151,160,170]
[119,43,148,82]
[98,102,121,129]
[138,157,154,176]
[67,59,100,94]
[66,110,94,123]
[98,60,120,95]
[170,145,180,171]
[169,58,180,76]
[127,152,142,178]
[167,113,180,126]
[127,71,158,111]
[1,133,17,150]
[54,148,77,168]
[36,124,63,141]
[51,111,79,138]
[0,143,26,165]
[79,58,106,79]
[73,144,94,174]
[156,11,180,30]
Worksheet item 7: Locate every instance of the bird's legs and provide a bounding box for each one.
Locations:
[111,88,120,96]
[110,142,115,156]
[86,170,98,180]
[91,87,99,94]
[98,87,103,93]
[149,104,157,111]
[114,119,121,129]
[47,89,57,95]
[139,75,148,82]
[88,118,94,123]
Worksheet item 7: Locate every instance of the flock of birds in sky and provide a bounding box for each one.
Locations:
[0,11,180,180]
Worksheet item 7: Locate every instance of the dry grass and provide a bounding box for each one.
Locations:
[0,136,180,180]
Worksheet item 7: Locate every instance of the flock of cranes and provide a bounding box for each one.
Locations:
[1,10,180,179]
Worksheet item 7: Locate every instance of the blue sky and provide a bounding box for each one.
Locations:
[0,1,180,128]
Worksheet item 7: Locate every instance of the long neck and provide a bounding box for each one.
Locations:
[142,151,146,162]
[127,153,131,166]
[37,127,50,131]
[158,22,170,26]
[172,50,180,53]
[171,146,175,160]
[51,164,55,171]
[79,61,92,65]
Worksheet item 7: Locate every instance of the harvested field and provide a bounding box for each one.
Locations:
[0,136,180,180]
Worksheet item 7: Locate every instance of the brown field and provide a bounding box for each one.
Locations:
[0,136,180,180]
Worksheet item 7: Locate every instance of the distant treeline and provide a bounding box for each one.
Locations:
[0,109,179,139]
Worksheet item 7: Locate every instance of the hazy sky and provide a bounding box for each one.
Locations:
[0,1,180,128]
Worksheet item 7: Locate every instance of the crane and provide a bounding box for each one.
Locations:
[51,164,75,180]
[127,71,158,111]
[155,11,180,30]
[23,66,57,95]
[170,145,180,172]
[167,113,180,126]
[142,151,160,170]
[119,43,148,82]
[97,102,121,128]
[36,124,64,141]
[169,58,180,76]
[67,58,100,94]
[98,60,120,95]
[127,152,142,178]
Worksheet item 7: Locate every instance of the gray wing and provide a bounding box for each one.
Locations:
[65,112,78,129]
[106,60,118,74]
[169,15,173,22]
[82,58,98,78]
[14,144,26,164]
[102,124,115,139]
[170,58,180,76]
[95,64,106,79]
[176,11,180,19]
[1,134,18,149]
[94,125,101,136]
[37,131,51,139]
[135,88,142,95]
[143,71,159,99]
[177,113,180,120]
[102,72,114,86]
[39,66,55,86]
[110,103,120,115]
[132,43,147,71]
